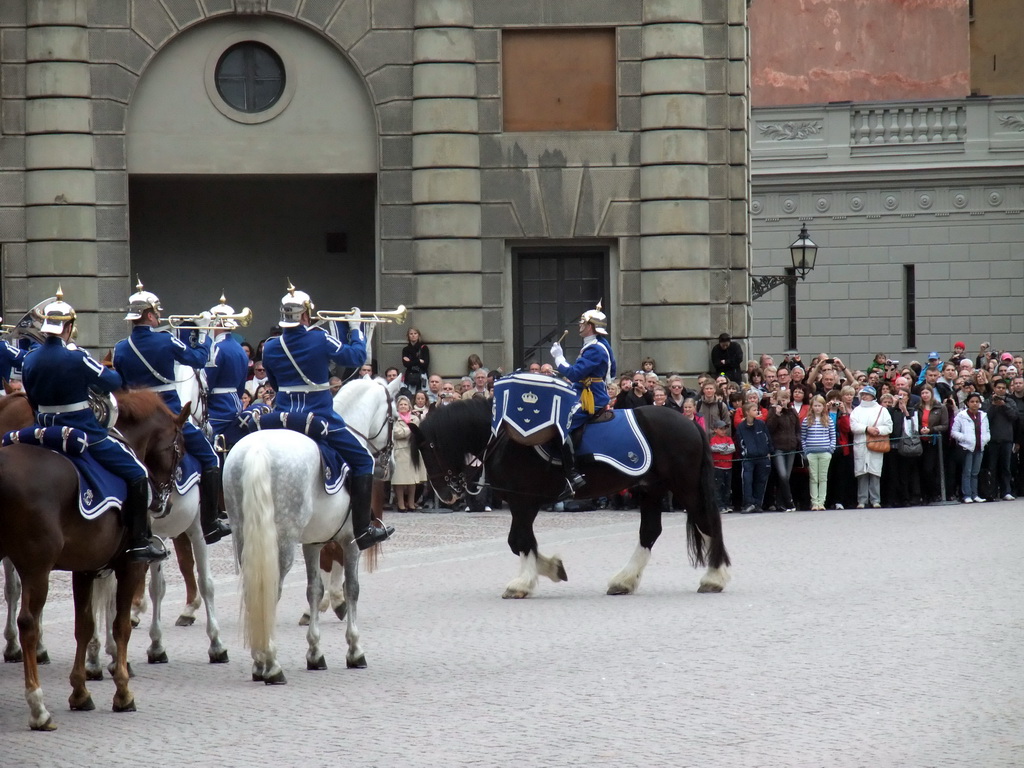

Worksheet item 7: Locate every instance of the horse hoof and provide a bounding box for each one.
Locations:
[112,699,137,713]
[147,650,169,664]
[298,613,310,627]
[174,615,195,627]
[555,561,568,582]
[30,717,57,731]
[86,669,103,682]
[130,616,140,629]
[70,695,95,712]
[333,603,347,621]
[209,649,229,664]
[251,672,262,682]
[501,589,529,599]
[263,671,287,685]
[4,648,23,663]
[307,656,327,671]
[346,656,367,669]
[697,582,724,594]
[606,584,634,596]
[37,650,50,665]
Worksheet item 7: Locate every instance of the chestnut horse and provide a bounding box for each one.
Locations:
[0,390,188,730]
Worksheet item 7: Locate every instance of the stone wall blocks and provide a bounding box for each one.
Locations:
[1,30,26,64]
[349,29,412,75]
[88,29,153,74]
[728,60,746,96]
[1,99,25,134]
[728,24,745,60]
[298,0,343,29]
[619,61,642,97]
[0,208,25,241]
[641,199,709,235]
[640,129,708,165]
[412,62,475,98]
[25,240,98,275]
[26,133,94,170]
[130,0,176,50]
[27,27,88,62]
[27,2,87,26]
[414,0,473,29]
[412,133,479,168]
[89,63,136,103]
[415,272,482,307]
[26,61,90,98]
[378,169,412,204]
[86,0,130,27]
[380,134,413,169]
[642,23,704,58]
[642,0,702,24]
[641,306,711,343]
[476,62,499,98]
[0,136,26,171]
[600,200,641,237]
[413,27,475,62]
[267,0,301,16]
[378,99,412,135]
[414,203,481,238]
[367,64,413,103]
[640,234,710,269]
[408,310,484,346]
[480,202,523,238]
[25,97,91,134]
[641,58,705,95]
[640,164,708,201]
[326,0,371,50]
[379,204,413,240]
[25,204,97,241]
[3,242,28,278]
[474,28,499,63]
[412,98,478,133]
[619,96,641,132]
[0,171,22,206]
[25,169,96,206]
[95,170,127,205]
[727,0,747,25]
[640,93,707,130]
[640,268,709,305]
[412,168,481,204]
[618,26,642,61]
[160,0,204,29]
[413,238,482,272]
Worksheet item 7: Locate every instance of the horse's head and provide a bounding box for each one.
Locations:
[410,398,492,506]
[116,391,188,515]
[334,377,402,480]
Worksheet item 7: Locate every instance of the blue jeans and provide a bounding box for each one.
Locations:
[742,457,771,509]
[961,448,984,499]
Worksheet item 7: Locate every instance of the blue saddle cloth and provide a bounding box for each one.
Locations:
[536,409,652,477]
[492,373,580,442]
[242,410,348,495]
[175,452,201,495]
[2,426,127,519]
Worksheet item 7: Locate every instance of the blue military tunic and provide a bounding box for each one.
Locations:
[556,335,617,430]
[0,340,27,383]
[22,336,147,482]
[261,324,374,476]
[205,333,249,449]
[112,325,218,470]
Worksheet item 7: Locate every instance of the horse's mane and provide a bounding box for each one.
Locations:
[115,388,173,425]
[412,396,491,469]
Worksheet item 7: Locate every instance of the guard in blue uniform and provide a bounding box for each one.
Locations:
[204,295,250,452]
[0,335,27,384]
[21,289,167,562]
[261,283,394,550]
[549,301,617,498]
[112,279,231,545]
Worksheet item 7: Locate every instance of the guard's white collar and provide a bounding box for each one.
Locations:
[582,334,598,347]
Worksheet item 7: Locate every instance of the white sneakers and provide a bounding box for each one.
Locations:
[963,497,973,504]
[1003,494,1016,501]
[973,496,985,503]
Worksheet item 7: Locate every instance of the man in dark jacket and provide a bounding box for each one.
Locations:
[710,333,744,384]
[983,380,1019,500]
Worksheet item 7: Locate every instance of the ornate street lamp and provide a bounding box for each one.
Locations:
[751,223,818,300]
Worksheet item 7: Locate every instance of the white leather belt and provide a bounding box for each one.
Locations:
[38,401,89,413]
[149,383,177,393]
[210,387,238,394]
[279,384,329,393]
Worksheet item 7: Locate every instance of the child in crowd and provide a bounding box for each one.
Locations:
[709,420,735,513]
[735,401,774,513]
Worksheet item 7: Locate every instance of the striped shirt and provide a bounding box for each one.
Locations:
[801,417,836,454]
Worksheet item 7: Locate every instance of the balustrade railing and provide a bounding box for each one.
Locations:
[850,104,966,146]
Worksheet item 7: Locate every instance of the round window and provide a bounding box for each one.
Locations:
[214,41,285,114]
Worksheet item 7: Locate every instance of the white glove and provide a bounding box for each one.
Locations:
[550,342,563,360]
[348,307,363,323]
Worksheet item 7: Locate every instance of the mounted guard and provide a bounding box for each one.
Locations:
[19,288,167,562]
[260,281,394,550]
[112,278,231,545]
[202,295,251,452]
[548,300,617,498]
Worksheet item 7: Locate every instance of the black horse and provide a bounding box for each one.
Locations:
[411,396,731,598]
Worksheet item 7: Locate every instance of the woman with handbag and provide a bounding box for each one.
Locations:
[848,385,892,508]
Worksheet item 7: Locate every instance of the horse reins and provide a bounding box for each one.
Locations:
[344,382,397,477]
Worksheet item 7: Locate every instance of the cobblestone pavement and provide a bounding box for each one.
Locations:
[1,503,1023,767]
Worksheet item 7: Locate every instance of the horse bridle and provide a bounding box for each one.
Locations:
[149,431,183,518]
[345,382,397,480]
[421,433,497,503]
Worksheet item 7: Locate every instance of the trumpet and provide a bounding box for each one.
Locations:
[315,305,408,325]
[166,307,253,330]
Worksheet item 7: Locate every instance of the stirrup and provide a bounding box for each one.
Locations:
[354,520,394,551]
[203,518,232,545]
[127,537,169,563]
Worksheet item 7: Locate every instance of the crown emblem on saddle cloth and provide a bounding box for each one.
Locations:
[83,489,93,506]
[520,391,539,404]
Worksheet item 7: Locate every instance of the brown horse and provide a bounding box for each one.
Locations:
[0,390,188,730]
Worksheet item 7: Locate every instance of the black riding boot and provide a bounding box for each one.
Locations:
[350,474,394,551]
[559,437,586,501]
[125,478,168,563]
[201,467,231,545]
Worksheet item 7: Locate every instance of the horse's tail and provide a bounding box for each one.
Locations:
[687,425,731,569]
[238,440,279,651]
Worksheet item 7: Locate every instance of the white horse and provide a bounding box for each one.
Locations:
[224,376,400,685]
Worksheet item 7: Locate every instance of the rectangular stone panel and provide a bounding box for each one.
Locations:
[413,238,482,272]
[413,63,475,98]
[412,133,479,169]
[26,62,91,98]
[25,240,98,275]
[25,169,96,205]
[640,130,708,165]
[87,0,129,27]
[25,204,97,241]
[640,234,710,269]
[26,97,91,133]
[414,0,473,29]
[373,0,415,29]
[640,199,709,235]
[367,64,413,103]
[414,203,481,238]
[349,29,412,75]
[412,168,481,204]
[641,93,707,130]
[26,27,88,62]
[641,58,705,95]
[413,27,475,62]
[412,98,478,133]
[26,133,94,170]
[641,164,708,199]
[643,0,703,23]
[88,29,154,74]
[642,23,704,59]
[415,273,482,307]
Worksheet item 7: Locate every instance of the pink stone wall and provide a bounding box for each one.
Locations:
[750,0,970,107]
